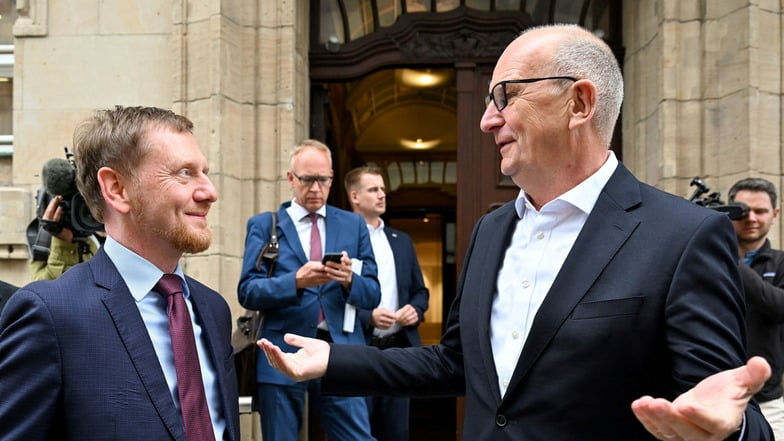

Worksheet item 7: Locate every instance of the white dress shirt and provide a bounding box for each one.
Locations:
[366,219,401,337]
[490,152,618,397]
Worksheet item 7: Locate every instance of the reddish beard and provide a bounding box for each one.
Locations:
[131,197,213,254]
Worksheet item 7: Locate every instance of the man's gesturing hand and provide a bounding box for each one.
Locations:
[631,356,770,441]
[257,333,330,381]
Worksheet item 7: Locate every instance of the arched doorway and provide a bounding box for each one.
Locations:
[308,2,622,439]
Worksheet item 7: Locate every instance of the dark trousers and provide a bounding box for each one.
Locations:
[367,395,410,441]
[367,331,411,441]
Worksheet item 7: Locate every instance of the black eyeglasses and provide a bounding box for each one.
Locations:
[485,76,578,112]
[291,171,333,187]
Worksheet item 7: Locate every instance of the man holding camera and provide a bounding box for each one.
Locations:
[238,139,380,441]
[29,194,100,280]
[27,153,105,280]
[729,177,784,439]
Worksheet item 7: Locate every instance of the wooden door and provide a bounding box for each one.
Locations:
[455,66,519,271]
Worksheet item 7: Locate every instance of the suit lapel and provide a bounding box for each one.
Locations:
[503,166,643,398]
[475,204,520,400]
[384,228,406,292]
[324,206,341,255]
[91,251,186,441]
[277,207,308,264]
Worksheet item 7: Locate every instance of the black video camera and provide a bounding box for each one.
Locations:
[26,147,104,261]
[688,177,749,221]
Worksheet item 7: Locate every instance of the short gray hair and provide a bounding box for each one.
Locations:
[524,24,624,146]
[289,139,333,169]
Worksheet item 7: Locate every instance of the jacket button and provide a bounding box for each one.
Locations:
[495,414,507,427]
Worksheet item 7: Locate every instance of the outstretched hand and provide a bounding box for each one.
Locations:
[631,356,770,440]
[257,333,330,381]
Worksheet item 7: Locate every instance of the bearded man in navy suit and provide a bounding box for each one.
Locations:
[258,25,773,441]
[0,106,240,441]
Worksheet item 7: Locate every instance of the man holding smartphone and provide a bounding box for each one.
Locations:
[238,139,380,441]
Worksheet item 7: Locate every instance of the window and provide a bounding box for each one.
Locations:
[0,0,14,159]
[314,0,618,48]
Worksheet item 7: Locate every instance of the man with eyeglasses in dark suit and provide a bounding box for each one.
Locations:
[257,25,773,441]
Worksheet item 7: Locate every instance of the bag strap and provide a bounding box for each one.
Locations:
[27,218,53,261]
[254,211,278,272]
[269,211,278,248]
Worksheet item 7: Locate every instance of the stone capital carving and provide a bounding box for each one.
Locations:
[399,29,516,60]
[14,0,48,37]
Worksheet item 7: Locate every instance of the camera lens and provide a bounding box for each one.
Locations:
[70,193,104,235]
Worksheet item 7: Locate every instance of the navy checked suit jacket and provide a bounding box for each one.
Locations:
[0,249,240,441]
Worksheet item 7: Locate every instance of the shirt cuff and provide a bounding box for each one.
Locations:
[736,413,746,440]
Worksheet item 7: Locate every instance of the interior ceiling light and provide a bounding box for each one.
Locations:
[398,69,448,88]
[400,137,439,150]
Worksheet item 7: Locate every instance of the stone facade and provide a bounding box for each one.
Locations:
[1,1,310,298]
[623,0,783,246]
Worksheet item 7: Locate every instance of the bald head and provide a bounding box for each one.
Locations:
[479,24,625,207]
[504,24,624,146]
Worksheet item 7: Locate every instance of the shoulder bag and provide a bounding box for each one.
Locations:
[232,211,278,398]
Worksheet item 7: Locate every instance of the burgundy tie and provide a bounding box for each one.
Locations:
[308,213,326,325]
[308,212,322,261]
[155,274,216,441]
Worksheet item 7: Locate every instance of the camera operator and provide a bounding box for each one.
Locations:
[29,194,100,281]
[27,153,104,281]
[728,177,784,438]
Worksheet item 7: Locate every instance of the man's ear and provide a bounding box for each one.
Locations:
[97,167,131,214]
[568,79,597,130]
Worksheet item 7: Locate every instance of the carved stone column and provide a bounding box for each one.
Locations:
[175,0,311,318]
[622,0,783,244]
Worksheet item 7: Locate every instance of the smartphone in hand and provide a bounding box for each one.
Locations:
[322,252,343,264]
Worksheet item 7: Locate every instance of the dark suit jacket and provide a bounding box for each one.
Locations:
[0,249,240,441]
[322,164,772,440]
[0,279,17,314]
[238,202,381,386]
[358,226,429,347]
